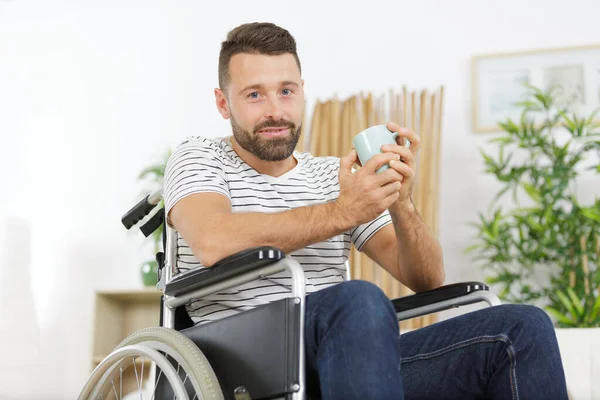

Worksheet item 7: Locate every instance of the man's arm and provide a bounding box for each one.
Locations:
[170,192,350,267]
[360,122,444,293]
[361,201,444,293]
[169,150,403,267]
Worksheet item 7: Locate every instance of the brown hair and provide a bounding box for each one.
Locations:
[218,22,301,92]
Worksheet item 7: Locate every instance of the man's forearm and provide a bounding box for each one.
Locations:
[198,201,353,266]
[389,200,445,291]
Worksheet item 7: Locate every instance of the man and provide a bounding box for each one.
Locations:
[164,22,568,399]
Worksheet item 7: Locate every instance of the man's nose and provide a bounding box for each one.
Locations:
[265,97,284,120]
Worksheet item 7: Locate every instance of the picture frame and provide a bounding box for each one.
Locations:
[471,44,600,133]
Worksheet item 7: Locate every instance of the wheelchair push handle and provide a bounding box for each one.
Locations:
[121,190,163,229]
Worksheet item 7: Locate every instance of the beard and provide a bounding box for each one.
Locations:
[231,116,302,162]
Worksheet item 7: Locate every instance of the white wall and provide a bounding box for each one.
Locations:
[1,0,599,398]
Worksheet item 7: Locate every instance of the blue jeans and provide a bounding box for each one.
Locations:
[304,280,569,399]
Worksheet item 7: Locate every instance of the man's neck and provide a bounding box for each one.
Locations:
[230,137,297,178]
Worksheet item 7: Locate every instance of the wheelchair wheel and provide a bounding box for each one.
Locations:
[78,327,224,400]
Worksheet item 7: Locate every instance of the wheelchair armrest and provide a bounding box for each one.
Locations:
[164,246,285,297]
[392,281,501,322]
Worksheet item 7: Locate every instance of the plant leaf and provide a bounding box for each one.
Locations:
[488,136,514,145]
[586,106,600,127]
[138,166,166,181]
[546,307,577,326]
[556,290,578,318]
[521,182,542,204]
[589,295,600,323]
[566,287,584,318]
[464,244,481,254]
[580,207,600,223]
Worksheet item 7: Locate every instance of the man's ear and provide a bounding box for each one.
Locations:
[214,88,230,119]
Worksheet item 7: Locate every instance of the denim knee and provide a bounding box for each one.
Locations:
[333,280,397,327]
[496,304,556,337]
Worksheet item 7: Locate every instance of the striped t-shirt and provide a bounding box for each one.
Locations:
[164,135,392,325]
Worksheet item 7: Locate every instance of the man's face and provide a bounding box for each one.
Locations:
[217,53,304,161]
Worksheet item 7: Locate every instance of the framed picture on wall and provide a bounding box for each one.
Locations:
[471,44,600,133]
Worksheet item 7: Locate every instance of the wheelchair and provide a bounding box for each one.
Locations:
[78,190,501,400]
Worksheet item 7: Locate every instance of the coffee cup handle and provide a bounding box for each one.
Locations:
[390,130,410,147]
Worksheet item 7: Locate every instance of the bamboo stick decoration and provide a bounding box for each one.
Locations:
[581,235,590,295]
[432,87,444,237]
[344,98,354,155]
[309,101,322,156]
[307,86,446,329]
[427,92,438,235]
[411,91,417,135]
[364,93,372,129]
[322,101,332,156]
[415,90,428,224]
[317,100,327,157]
[403,86,408,129]
[424,91,435,230]
[389,89,397,124]
[397,94,403,127]
[296,101,307,152]
[339,100,349,158]
[330,98,341,157]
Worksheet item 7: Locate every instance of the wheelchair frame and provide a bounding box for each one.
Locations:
[106,189,502,399]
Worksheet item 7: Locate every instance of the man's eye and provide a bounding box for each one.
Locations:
[248,92,259,99]
[282,89,292,96]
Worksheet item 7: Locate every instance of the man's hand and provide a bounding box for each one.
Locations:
[352,122,443,292]
[334,148,404,226]
[380,122,420,207]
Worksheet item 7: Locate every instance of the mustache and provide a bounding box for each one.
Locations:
[254,119,295,134]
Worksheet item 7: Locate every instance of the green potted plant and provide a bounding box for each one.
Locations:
[468,84,600,325]
[467,85,600,398]
[137,148,171,287]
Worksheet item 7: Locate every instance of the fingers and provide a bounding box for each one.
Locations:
[380,144,414,166]
[340,149,358,174]
[386,122,420,154]
[383,189,401,205]
[362,152,400,174]
[380,180,401,197]
[388,159,414,180]
[376,166,404,186]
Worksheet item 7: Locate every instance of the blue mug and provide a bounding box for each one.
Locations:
[352,125,400,173]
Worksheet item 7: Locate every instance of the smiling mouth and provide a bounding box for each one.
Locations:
[258,127,289,138]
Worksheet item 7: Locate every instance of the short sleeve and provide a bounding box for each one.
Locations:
[345,165,393,251]
[163,140,231,220]
[350,210,393,251]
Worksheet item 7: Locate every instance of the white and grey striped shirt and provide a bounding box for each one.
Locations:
[164,135,392,325]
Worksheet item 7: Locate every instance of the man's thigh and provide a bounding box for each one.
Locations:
[397,304,556,399]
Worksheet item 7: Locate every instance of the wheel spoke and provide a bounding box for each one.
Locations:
[133,356,142,394]
[140,357,146,399]
[172,364,182,400]
[80,328,221,400]
[111,379,119,400]
[150,368,164,400]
